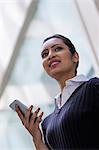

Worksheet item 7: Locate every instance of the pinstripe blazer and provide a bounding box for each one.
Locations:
[42,77,99,150]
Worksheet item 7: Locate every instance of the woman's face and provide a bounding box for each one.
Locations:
[41,38,78,80]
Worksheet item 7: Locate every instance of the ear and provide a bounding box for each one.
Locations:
[73,51,79,63]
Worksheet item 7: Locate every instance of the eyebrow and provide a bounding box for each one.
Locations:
[41,44,61,54]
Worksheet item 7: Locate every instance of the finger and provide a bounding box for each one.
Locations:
[25,105,33,123]
[30,112,44,130]
[36,112,44,123]
[15,105,24,124]
[33,112,44,131]
[23,105,33,128]
[29,107,40,126]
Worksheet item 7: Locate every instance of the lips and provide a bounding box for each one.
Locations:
[49,59,61,67]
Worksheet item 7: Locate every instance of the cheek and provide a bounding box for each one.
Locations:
[42,61,45,69]
[63,54,74,66]
[43,61,49,72]
[63,53,72,62]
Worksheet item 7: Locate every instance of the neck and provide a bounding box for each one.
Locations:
[57,72,76,91]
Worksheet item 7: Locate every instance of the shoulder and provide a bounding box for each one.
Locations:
[87,77,99,97]
[80,77,99,96]
[88,77,99,84]
[86,77,99,87]
[88,77,99,90]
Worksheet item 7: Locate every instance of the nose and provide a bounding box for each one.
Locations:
[48,50,56,60]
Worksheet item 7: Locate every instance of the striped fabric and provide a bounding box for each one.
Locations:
[41,77,99,150]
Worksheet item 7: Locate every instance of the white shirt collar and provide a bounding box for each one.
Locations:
[55,74,88,108]
[65,74,88,85]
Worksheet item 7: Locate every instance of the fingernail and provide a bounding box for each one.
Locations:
[40,112,44,118]
[38,107,40,110]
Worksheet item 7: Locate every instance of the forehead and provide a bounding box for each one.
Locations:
[41,38,66,52]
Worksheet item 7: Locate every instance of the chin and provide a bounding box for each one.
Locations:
[48,69,62,79]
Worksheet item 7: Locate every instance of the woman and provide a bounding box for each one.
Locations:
[16,34,99,150]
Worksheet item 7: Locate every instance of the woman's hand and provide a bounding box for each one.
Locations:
[16,105,48,150]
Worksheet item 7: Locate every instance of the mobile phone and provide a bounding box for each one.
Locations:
[9,99,28,115]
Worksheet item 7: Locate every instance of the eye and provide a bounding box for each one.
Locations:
[41,52,49,59]
[55,47,63,52]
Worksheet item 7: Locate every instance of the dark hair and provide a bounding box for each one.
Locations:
[43,34,79,75]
